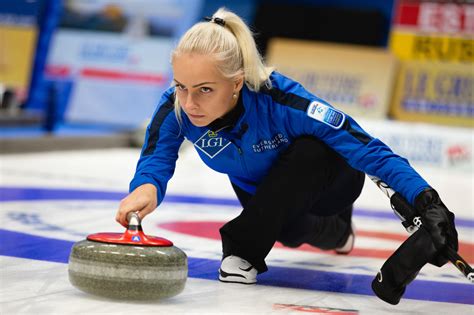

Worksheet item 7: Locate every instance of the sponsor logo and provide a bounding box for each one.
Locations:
[207,131,218,138]
[376,271,383,283]
[381,134,443,165]
[194,130,231,159]
[273,303,359,314]
[132,235,141,242]
[417,3,471,34]
[358,93,377,109]
[447,144,472,167]
[400,68,472,117]
[285,70,364,107]
[80,42,129,62]
[306,101,345,129]
[252,133,288,153]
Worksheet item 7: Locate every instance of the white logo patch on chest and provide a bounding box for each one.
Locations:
[307,101,345,129]
[194,130,231,159]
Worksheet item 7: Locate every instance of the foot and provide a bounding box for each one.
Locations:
[218,255,257,284]
[335,223,355,255]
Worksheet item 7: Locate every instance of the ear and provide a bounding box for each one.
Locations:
[234,74,244,92]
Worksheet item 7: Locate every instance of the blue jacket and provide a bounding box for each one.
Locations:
[130,72,429,206]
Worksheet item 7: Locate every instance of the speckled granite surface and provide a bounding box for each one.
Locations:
[68,240,187,300]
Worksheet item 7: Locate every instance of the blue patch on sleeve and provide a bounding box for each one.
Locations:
[307,101,345,129]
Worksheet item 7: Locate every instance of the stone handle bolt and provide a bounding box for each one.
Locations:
[127,212,141,227]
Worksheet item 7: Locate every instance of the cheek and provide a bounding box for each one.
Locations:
[176,91,187,107]
[207,94,231,113]
[214,88,233,104]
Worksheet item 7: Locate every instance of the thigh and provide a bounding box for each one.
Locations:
[231,182,252,208]
[309,151,365,216]
[233,137,362,221]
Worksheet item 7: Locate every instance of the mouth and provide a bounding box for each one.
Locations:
[187,113,205,119]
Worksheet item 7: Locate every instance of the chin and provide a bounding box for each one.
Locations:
[190,121,208,127]
[188,118,210,127]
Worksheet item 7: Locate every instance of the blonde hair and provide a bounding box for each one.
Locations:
[171,7,273,120]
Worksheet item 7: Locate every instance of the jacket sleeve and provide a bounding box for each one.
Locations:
[278,88,430,205]
[129,89,184,205]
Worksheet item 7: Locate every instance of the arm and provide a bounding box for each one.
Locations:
[297,102,458,265]
[116,90,184,226]
[285,99,429,205]
[266,72,457,263]
[267,71,428,204]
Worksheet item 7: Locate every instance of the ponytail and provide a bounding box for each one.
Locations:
[172,7,273,92]
[212,8,273,91]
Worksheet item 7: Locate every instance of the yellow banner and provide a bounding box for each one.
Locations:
[0,25,37,88]
[389,30,473,62]
[266,39,397,119]
[391,60,473,127]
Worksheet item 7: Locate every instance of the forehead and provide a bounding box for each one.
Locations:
[172,53,225,83]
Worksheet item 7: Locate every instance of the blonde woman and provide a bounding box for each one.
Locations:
[116,8,458,287]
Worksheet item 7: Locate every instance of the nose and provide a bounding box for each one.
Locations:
[183,93,198,111]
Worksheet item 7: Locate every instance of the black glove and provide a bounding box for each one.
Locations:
[372,227,437,305]
[414,188,458,266]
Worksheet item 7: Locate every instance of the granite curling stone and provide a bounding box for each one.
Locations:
[68,213,187,300]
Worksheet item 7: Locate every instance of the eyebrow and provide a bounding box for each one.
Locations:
[173,79,217,88]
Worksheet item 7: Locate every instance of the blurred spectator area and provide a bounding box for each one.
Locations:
[253,1,391,55]
[203,0,394,52]
[1,0,472,154]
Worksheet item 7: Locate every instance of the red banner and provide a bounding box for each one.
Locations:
[394,1,474,34]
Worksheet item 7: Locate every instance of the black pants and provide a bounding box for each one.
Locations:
[219,137,365,273]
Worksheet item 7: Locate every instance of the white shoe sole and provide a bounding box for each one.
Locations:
[218,268,256,284]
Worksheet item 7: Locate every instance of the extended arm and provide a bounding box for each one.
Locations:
[116,89,184,226]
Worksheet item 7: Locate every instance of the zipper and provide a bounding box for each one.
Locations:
[219,123,251,178]
[229,140,250,178]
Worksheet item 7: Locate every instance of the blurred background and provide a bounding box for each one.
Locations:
[0,0,472,173]
[1,2,472,311]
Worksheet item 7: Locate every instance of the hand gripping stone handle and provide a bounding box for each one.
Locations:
[369,175,473,283]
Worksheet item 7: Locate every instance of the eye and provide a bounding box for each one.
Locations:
[175,84,187,91]
[200,87,212,93]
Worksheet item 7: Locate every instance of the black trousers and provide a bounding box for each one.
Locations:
[219,137,365,273]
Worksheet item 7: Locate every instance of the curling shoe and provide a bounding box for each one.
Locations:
[219,255,257,284]
[335,223,355,255]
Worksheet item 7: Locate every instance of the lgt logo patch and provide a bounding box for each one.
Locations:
[194,130,231,159]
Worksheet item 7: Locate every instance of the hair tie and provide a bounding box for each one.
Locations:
[203,16,226,27]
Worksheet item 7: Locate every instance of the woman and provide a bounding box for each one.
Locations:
[116,8,458,285]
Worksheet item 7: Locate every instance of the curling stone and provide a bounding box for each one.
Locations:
[68,213,187,300]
